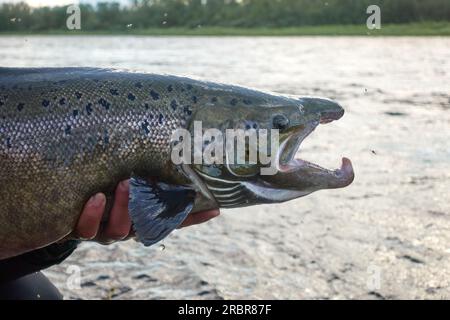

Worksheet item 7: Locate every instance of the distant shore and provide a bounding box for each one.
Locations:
[1,22,449,36]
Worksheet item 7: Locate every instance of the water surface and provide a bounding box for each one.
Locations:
[1,36,449,299]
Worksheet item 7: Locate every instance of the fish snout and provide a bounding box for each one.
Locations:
[298,97,344,124]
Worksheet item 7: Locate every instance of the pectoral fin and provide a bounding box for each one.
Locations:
[129,177,196,246]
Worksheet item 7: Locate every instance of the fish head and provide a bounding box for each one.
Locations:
[184,90,354,208]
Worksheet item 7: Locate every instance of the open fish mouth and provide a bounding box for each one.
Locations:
[273,107,354,190]
[189,96,354,208]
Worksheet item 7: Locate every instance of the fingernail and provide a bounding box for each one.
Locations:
[120,180,129,191]
[89,193,105,208]
[212,210,220,217]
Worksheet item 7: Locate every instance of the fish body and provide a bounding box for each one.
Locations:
[0,68,354,259]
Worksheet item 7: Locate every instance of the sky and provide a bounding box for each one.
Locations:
[0,0,130,7]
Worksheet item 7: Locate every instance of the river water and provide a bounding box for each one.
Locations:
[1,36,449,299]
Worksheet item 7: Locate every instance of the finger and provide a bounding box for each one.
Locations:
[76,193,106,240]
[102,180,132,241]
[178,209,220,229]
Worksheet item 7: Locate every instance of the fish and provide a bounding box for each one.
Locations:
[0,67,354,259]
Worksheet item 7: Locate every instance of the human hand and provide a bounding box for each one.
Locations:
[73,180,220,244]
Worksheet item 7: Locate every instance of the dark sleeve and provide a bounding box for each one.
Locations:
[0,240,80,283]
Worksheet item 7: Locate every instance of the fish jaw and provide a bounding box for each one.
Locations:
[191,95,355,207]
[259,98,354,202]
[261,157,355,200]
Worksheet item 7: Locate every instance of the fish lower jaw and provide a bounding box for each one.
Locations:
[275,118,354,187]
[278,157,355,188]
[334,157,355,187]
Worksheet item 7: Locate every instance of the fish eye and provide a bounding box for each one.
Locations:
[272,114,290,130]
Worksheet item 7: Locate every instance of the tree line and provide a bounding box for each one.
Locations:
[0,0,449,32]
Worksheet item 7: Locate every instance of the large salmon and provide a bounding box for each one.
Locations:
[0,68,354,259]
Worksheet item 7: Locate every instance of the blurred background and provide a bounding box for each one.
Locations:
[0,0,449,35]
[0,0,449,299]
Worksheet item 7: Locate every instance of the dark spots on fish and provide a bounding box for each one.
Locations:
[93,79,100,83]
[230,98,238,106]
[150,90,160,100]
[75,92,82,100]
[158,113,164,125]
[186,84,193,90]
[17,103,24,111]
[184,105,192,115]
[98,98,111,110]
[65,125,71,135]
[0,99,4,106]
[141,120,150,135]
[170,100,178,110]
[6,137,12,149]
[211,97,218,103]
[85,103,93,115]
[253,123,258,129]
[135,82,143,88]
[59,98,66,106]
[73,109,79,117]
[167,85,173,92]
[127,93,136,101]
[110,89,119,96]
[243,99,252,105]
[42,99,50,107]
[149,114,154,119]
[144,103,149,110]
[192,96,198,104]
[245,124,252,130]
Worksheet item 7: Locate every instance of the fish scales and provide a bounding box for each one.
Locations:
[0,67,354,259]
[0,68,198,257]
